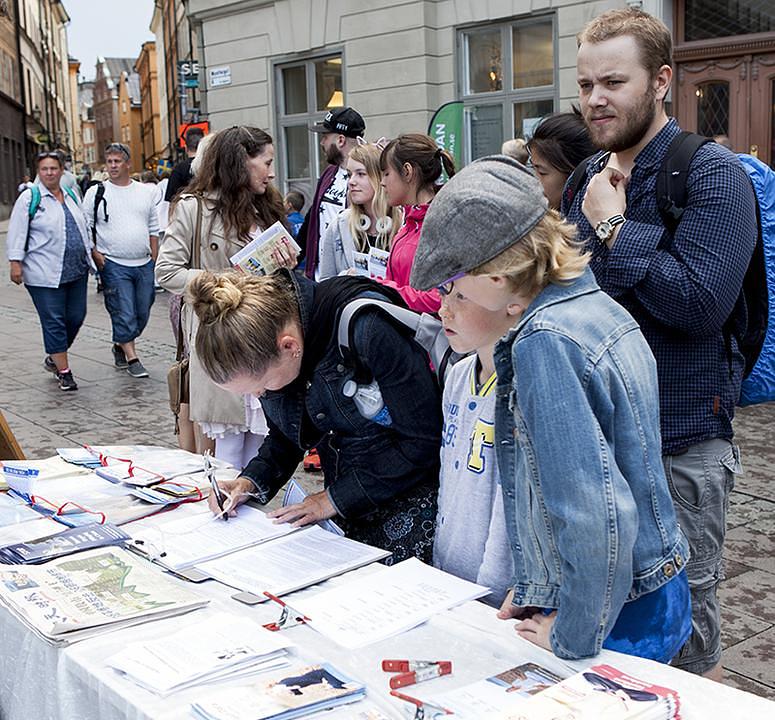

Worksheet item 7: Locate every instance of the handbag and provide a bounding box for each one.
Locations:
[167,195,203,430]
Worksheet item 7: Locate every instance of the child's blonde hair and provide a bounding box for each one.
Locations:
[471,209,590,297]
[347,143,401,252]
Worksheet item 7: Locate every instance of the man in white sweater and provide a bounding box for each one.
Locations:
[83,143,159,378]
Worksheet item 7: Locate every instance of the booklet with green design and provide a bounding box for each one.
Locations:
[0,547,208,645]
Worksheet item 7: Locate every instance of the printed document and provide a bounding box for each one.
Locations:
[130,505,297,570]
[293,557,489,649]
[198,525,390,597]
[106,612,294,696]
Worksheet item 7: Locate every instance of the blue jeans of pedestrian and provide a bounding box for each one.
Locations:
[26,274,88,355]
[100,259,155,344]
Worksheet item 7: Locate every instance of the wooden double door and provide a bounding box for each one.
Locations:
[675,48,775,167]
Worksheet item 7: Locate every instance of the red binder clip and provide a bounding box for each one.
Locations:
[390,689,453,719]
[382,659,453,689]
[261,592,310,631]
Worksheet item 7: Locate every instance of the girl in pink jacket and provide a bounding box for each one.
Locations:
[379,134,456,313]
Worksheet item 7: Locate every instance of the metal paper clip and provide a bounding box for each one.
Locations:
[262,591,309,631]
[390,690,453,719]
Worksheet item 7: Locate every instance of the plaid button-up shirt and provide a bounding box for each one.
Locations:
[563,119,758,454]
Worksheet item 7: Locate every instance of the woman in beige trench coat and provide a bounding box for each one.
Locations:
[155,126,294,468]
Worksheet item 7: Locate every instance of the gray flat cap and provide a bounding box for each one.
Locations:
[410,155,548,290]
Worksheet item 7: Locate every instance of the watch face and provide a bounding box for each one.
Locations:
[595,220,612,240]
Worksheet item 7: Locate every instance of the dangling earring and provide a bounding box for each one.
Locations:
[357,214,371,233]
[375,216,392,236]
[292,349,301,360]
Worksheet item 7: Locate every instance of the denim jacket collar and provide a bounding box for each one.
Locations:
[504,267,600,343]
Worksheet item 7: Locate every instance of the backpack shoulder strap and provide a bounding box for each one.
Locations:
[91,181,106,246]
[27,185,41,219]
[24,185,41,253]
[655,131,711,236]
[337,299,423,361]
[63,186,79,204]
[562,155,594,210]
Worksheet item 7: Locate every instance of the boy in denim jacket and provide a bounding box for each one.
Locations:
[410,155,691,662]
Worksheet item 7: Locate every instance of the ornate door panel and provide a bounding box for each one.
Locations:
[750,54,775,164]
[676,58,750,153]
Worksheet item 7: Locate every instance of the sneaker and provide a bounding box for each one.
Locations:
[57,371,78,391]
[44,355,58,374]
[126,359,149,378]
[112,344,128,369]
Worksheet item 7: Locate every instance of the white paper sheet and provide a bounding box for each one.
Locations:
[198,525,390,597]
[129,504,298,570]
[106,611,294,696]
[293,557,489,649]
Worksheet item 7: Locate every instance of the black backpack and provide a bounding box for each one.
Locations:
[564,131,768,389]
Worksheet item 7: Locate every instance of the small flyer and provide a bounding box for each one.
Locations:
[230,221,301,277]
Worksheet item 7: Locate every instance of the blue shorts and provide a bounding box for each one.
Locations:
[100,259,155,344]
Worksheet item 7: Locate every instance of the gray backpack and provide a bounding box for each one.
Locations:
[336,298,466,387]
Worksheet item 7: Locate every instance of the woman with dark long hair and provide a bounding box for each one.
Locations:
[526,109,597,211]
[156,126,295,467]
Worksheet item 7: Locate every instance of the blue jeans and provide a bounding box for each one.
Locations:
[26,274,88,354]
[100,259,155,344]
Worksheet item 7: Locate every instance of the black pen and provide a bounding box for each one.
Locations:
[204,451,228,522]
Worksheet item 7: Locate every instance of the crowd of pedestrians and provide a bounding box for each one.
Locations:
[5,7,767,679]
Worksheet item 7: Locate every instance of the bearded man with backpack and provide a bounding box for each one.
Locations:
[563,9,759,681]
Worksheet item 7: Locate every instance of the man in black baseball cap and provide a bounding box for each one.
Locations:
[299,106,366,280]
[310,106,366,138]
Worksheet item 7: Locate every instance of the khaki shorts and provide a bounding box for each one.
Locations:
[663,438,741,675]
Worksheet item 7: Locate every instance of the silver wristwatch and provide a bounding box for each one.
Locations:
[594,214,626,242]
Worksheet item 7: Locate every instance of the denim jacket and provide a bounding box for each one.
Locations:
[241,272,442,519]
[494,267,689,660]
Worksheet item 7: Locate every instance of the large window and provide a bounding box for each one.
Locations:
[684,0,774,42]
[459,17,556,162]
[275,54,343,204]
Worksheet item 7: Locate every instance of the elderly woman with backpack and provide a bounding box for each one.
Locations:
[6,151,94,391]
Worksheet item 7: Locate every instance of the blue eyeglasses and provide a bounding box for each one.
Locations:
[436,271,466,296]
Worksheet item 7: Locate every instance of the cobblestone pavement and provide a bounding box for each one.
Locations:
[1,222,773,698]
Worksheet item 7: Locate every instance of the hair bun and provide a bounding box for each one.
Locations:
[187,272,244,325]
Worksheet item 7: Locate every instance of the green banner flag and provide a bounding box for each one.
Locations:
[428,101,464,169]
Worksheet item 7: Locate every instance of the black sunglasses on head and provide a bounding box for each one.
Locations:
[37,151,62,161]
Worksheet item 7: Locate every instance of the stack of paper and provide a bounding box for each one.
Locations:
[292,557,489,649]
[0,523,129,564]
[106,612,294,696]
[501,664,680,720]
[198,525,390,598]
[0,547,209,645]
[128,505,298,571]
[191,662,366,720]
[0,491,42,525]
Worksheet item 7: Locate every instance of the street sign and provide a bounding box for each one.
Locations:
[177,60,200,78]
[209,66,231,88]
